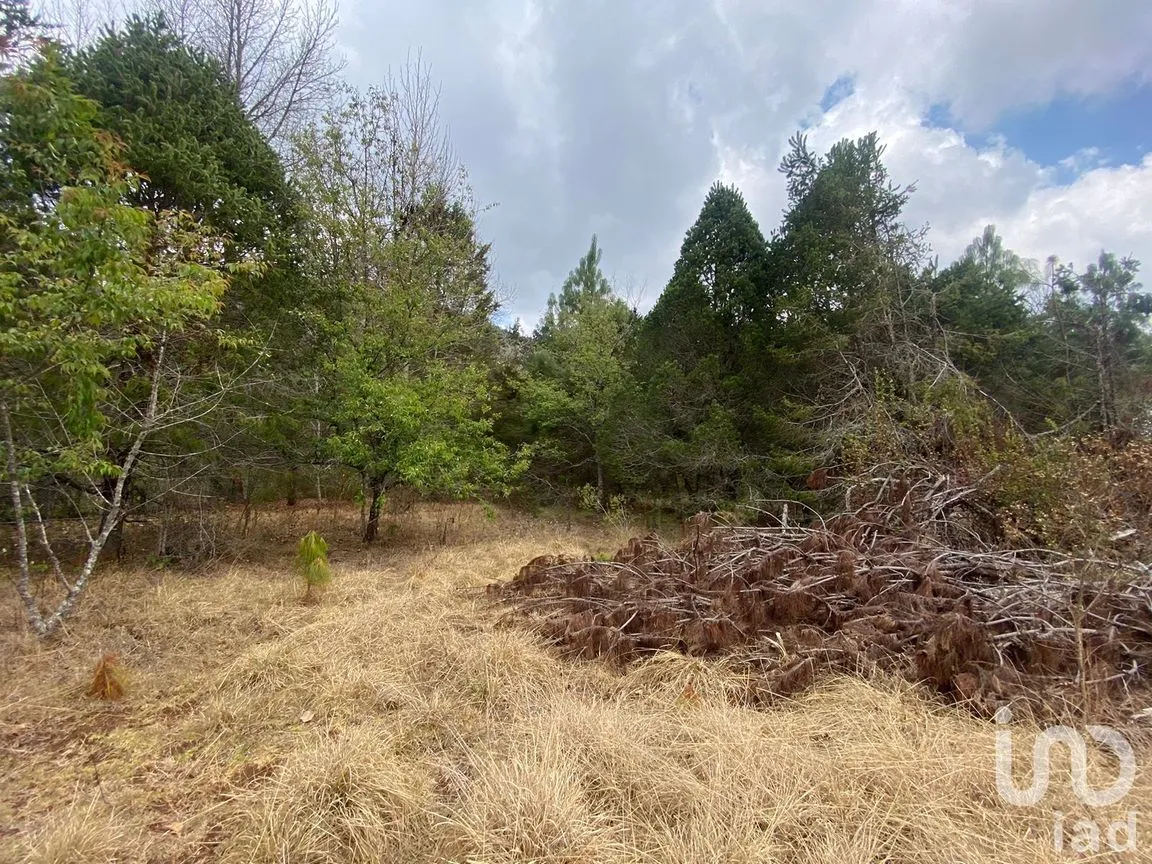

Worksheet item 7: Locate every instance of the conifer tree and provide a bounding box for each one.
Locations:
[520,236,635,503]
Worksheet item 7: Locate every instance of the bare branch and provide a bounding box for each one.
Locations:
[21,483,72,591]
[149,0,344,144]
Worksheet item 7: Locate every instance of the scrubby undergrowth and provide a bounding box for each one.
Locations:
[3,503,1149,863]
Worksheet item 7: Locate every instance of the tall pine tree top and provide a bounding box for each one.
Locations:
[538,234,616,337]
[669,182,774,326]
[772,132,917,323]
[640,182,774,377]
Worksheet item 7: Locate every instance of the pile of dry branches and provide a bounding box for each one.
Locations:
[490,475,1152,722]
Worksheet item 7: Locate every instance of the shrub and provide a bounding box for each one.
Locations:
[296,531,332,602]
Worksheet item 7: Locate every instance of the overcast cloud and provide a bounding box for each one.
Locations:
[336,0,1152,327]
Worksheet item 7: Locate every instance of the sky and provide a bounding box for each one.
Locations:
[331,1,1152,328]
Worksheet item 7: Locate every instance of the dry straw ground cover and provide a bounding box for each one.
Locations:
[3,502,1150,863]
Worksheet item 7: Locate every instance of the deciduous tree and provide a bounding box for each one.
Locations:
[292,74,518,542]
[0,45,237,634]
[149,0,343,142]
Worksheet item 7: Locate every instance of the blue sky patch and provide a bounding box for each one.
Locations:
[923,86,1151,179]
[922,102,954,131]
[990,86,1150,172]
[820,75,856,112]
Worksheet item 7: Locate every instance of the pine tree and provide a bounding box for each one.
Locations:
[520,236,634,503]
[296,531,332,601]
[630,183,780,501]
[538,234,614,338]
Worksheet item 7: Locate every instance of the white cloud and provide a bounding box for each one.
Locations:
[722,81,1152,278]
[334,0,1152,323]
[995,155,1152,268]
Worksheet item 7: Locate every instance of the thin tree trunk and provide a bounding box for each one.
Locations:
[5,336,167,636]
[595,455,605,510]
[364,478,384,543]
[99,473,129,563]
[2,401,37,631]
[1093,293,1118,430]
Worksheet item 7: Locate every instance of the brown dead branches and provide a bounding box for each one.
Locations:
[490,474,1152,724]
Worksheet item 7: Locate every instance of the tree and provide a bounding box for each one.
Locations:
[150,0,343,142]
[68,16,293,255]
[292,75,518,543]
[0,45,236,635]
[520,236,635,503]
[658,182,776,333]
[769,131,934,427]
[2,0,41,68]
[37,0,117,47]
[640,183,773,377]
[930,226,1044,422]
[537,235,613,336]
[295,529,331,600]
[772,132,923,338]
[1044,253,1150,432]
[65,16,314,528]
[631,183,780,501]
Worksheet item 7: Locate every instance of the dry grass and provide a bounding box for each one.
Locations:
[2,502,1149,863]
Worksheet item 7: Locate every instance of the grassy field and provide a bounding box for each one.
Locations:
[2,503,1148,863]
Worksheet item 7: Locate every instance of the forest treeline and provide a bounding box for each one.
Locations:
[3,0,1149,634]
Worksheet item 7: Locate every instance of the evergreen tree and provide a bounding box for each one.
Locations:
[772,132,921,333]
[631,183,781,502]
[68,17,290,241]
[66,16,301,323]
[770,131,929,399]
[519,236,635,503]
[538,234,614,337]
[930,226,1045,424]
[1042,253,1150,432]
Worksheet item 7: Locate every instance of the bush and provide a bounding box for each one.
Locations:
[296,531,332,602]
[838,375,1143,555]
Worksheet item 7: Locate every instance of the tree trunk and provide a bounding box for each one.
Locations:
[3,337,166,636]
[1093,293,1118,430]
[286,465,298,506]
[595,455,605,510]
[364,478,384,544]
[100,474,128,563]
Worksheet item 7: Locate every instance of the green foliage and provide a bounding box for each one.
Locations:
[517,235,635,501]
[296,530,332,599]
[537,234,616,337]
[6,7,1152,573]
[1046,252,1149,431]
[68,16,290,246]
[641,183,773,368]
[840,373,1117,551]
[630,182,807,505]
[0,48,232,481]
[930,227,1040,415]
[577,482,627,520]
[773,132,919,325]
[291,84,521,540]
[66,16,306,333]
[0,36,238,635]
